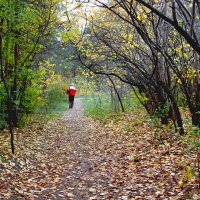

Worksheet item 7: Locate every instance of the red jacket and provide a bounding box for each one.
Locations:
[67,86,77,96]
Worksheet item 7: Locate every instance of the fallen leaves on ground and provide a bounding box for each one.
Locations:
[0,99,199,199]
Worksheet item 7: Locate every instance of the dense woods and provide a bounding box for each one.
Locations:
[0,0,71,153]
[0,0,200,198]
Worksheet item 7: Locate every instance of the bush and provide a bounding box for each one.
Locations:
[45,83,66,110]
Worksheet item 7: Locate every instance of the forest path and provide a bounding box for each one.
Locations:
[35,98,133,200]
[1,98,196,199]
[50,98,112,199]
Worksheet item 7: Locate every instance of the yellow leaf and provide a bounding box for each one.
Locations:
[187,166,193,180]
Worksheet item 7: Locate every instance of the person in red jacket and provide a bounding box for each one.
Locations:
[67,83,77,109]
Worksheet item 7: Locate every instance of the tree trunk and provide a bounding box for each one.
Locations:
[0,20,3,81]
[12,0,20,125]
[1,19,15,153]
[12,43,19,125]
[8,100,15,154]
[160,82,184,135]
[107,75,125,112]
[192,112,200,127]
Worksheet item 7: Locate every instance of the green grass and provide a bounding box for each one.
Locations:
[83,91,142,124]
[37,100,68,113]
[28,100,68,125]
[83,94,127,124]
[83,95,114,121]
[51,101,68,113]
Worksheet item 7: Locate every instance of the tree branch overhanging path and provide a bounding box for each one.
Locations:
[1,98,199,199]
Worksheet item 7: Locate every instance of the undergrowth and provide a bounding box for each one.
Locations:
[83,93,140,124]
[27,101,68,125]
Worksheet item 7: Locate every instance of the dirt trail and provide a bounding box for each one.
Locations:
[36,98,114,200]
[1,98,196,200]
[54,98,110,199]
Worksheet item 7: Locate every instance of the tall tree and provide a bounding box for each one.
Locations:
[0,0,61,153]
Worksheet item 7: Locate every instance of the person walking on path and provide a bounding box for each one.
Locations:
[67,83,77,109]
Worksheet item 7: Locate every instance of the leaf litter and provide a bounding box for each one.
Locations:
[0,99,199,199]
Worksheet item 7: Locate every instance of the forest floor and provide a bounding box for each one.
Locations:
[0,98,199,200]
